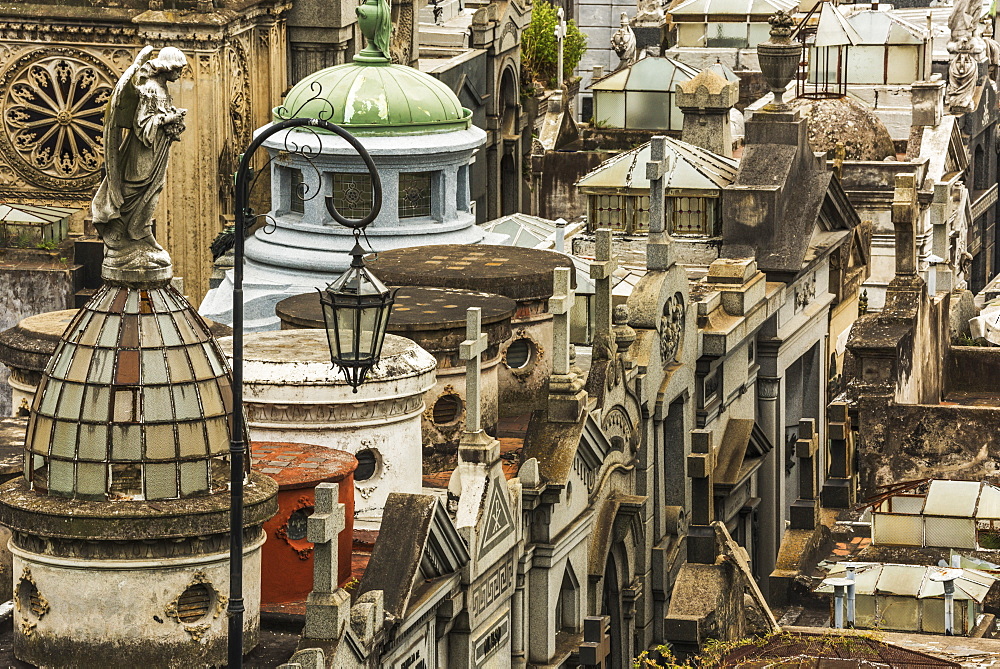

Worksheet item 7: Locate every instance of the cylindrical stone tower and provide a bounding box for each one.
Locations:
[0,282,277,667]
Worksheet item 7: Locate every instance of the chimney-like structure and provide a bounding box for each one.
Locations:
[675,69,739,157]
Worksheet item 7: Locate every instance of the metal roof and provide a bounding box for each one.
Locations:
[0,204,77,224]
[820,563,997,602]
[845,8,927,46]
[922,480,981,517]
[815,2,862,47]
[576,137,738,193]
[590,56,699,92]
[669,0,796,16]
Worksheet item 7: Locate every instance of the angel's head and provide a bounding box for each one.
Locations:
[150,47,187,81]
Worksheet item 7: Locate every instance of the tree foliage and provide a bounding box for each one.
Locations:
[521,1,587,89]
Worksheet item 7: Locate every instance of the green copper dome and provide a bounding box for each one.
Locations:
[276,62,473,136]
[274,0,471,136]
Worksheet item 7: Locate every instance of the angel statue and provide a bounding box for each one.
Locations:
[611,12,637,72]
[91,46,187,279]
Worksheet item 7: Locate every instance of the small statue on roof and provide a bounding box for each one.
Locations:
[611,12,637,72]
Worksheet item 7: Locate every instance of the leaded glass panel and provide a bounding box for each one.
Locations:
[399,172,433,218]
[330,172,374,219]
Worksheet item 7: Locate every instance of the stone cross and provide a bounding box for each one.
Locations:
[304,481,350,640]
[308,482,346,594]
[789,418,819,531]
[821,401,855,509]
[550,267,574,376]
[460,307,489,434]
[555,7,567,89]
[590,228,617,339]
[578,615,612,668]
[687,428,717,564]
[891,173,919,279]
[645,135,674,271]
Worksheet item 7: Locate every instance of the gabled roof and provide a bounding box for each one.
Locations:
[0,203,77,224]
[669,0,795,16]
[721,116,858,280]
[357,493,469,619]
[576,137,738,193]
[590,56,699,93]
[846,8,927,46]
[816,2,862,47]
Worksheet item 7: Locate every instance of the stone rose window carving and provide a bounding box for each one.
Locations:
[1,50,115,188]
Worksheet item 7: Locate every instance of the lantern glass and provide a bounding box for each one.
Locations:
[318,259,394,389]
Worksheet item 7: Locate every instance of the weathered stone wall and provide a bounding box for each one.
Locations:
[856,396,1000,496]
[0,266,77,416]
[946,345,1000,395]
[535,150,612,221]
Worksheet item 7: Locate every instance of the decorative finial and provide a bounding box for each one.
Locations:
[757,11,800,108]
[355,0,393,64]
[768,10,795,44]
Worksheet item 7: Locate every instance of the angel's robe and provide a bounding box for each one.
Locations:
[92,77,176,249]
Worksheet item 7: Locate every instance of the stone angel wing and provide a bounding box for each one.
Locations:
[100,46,155,210]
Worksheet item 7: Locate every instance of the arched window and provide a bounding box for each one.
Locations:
[556,563,581,634]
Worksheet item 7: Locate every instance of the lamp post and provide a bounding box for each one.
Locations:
[227,117,384,667]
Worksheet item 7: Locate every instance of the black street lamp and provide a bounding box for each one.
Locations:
[318,239,396,392]
[227,117,384,667]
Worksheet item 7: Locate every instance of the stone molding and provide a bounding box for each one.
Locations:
[244,393,425,427]
[757,376,780,400]
[0,473,278,541]
[12,526,265,561]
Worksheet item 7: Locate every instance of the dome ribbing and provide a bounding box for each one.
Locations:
[24,284,239,501]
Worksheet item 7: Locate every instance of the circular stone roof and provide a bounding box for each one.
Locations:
[368,245,576,302]
[276,287,516,332]
[789,96,895,161]
[24,285,238,501]
[276,62,472,136]
[275,287,516,355]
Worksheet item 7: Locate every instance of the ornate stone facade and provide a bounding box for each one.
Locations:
[0,1,291,300]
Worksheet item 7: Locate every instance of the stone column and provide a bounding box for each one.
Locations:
[459,307,489,434]
[645,136,675,271]
[755,375,782,597]
[591,229,617,339]
[304,482,351,640]
[548,268,586,421]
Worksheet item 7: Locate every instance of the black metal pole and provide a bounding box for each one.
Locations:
[227,117,381,667]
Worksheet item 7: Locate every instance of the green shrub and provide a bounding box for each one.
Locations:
[521,1,587,89]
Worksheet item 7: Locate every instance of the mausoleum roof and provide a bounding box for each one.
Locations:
[277,60,472,136]
[576,136,738,193]
[668,0,796,17]
[23,284,238,501]
[590,56,699,92]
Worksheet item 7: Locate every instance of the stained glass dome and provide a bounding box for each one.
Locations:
[23,283,240,501]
